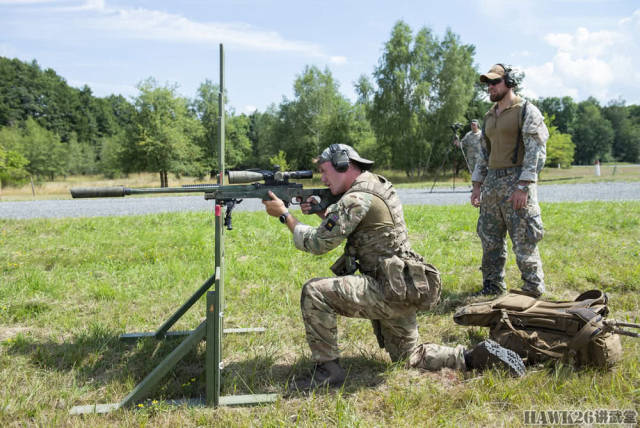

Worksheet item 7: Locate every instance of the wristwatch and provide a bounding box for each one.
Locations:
[279,211,290,224]
[516,183,529,192]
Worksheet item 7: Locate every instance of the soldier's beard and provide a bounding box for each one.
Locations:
[490,91,506,102]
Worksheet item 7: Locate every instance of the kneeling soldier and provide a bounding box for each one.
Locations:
[263,144,524,389]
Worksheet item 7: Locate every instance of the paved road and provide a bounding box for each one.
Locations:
[2,182,640,219]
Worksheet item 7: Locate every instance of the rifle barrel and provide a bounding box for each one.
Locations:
[70,185,221,198]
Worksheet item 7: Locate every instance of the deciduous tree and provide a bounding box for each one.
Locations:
[573,98,614,165]
[125,78,203,186]
[544,114,574,168]
[357,22,475,176]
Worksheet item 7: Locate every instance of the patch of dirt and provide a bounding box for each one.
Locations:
[0,326,30,342]
[406,367,463,389]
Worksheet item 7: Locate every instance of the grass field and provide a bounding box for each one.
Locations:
[1,202,639,426]
[1,163,639,201]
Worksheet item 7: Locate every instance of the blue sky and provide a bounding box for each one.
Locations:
[1,0,639,114]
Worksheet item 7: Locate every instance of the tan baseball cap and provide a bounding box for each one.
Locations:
[480,64,506,83]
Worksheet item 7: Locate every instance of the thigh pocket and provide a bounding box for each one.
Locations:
[512,209,544,245]
[378,255,407,301]
[405,260,441,310]
[526,214,544,243]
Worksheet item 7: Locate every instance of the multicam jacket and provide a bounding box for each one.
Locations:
[292,171,423,275]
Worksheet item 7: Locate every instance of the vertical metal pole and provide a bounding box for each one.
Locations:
[211,43,226,407]
[206,43,225,406]
[205,287,216,405]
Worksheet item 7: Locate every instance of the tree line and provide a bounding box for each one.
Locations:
[1,21,639,189]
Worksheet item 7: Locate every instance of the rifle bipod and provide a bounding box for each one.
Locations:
[604,319,640,338]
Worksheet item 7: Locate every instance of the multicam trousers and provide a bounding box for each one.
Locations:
[478,168,545,295]
[300,274,467,370]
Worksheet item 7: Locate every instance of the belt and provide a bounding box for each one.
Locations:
[489,167,521,178]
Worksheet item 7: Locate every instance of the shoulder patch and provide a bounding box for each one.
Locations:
[324,213,339,231]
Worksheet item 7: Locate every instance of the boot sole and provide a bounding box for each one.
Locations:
[475,340,526,377]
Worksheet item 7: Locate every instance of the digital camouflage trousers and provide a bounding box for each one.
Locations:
[300,275,466,370]
[478,169,545,295]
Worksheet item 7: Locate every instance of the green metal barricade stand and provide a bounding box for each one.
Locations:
[70,44,277,415]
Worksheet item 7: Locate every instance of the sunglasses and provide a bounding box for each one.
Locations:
[487,78,503,86]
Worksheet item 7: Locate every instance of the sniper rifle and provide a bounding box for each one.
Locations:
[70,169,339,229]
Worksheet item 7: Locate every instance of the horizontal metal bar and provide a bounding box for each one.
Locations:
[119,330,193,342]
[223,327,266,334]
[69,403,121,415]
[69,393,278,415]
[218,394,279,406]
[119,327,266,342]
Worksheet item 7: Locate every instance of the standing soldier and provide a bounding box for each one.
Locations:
[471,64,549,297]
[263,144,525,390]
[454,119,483,174]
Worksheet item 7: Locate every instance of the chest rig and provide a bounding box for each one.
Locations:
[483,97,528,169]
[341,172,418,275]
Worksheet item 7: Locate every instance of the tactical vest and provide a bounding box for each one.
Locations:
[340,172,441,310]
[484,97,527,168]
[342,172,411,272]
[452,290,640,368]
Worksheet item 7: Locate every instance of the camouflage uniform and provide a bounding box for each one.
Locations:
[293,171,462,370]
[471,97,549,295]
[460,130,483,174]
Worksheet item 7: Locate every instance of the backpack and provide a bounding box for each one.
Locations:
[453,290,638,368]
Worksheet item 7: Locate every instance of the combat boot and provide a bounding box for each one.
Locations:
[520,284,544,298]
[291,359,346,391]
[464,339,526,377]
[472,280,506,297]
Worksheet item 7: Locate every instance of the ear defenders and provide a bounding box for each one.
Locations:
[329,144,350,172]
[497,63,517,88]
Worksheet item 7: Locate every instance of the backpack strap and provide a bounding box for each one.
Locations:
[568,314,605,351]
[481,119,489,158]
[497,310,565,359]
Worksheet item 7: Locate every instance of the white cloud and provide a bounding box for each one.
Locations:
[329,56,347,65]
[0,0,56,4]
[544,33,574,52]
[524,9,640,104]
[521,62,579,101]
[49,1,333,59]
[545,27,622,57]
[242,105,257,114]
[78,0,105,11]
[619,9,640,28]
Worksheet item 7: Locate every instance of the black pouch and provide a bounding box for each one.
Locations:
[330,253,357,276]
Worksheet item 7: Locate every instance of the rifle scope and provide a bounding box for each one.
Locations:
[227,170,313,184]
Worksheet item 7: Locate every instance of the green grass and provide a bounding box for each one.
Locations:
[1,202,639,426]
